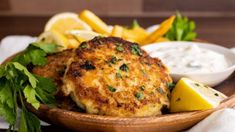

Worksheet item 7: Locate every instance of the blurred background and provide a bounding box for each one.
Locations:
[0,0,235,47]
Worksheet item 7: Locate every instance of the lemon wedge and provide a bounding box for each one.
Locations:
[66,30,104,43]
[170,78,227,112]
[37,30,70,50]
[44,12,92,33]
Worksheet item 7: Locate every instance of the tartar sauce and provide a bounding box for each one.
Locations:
[149,44,229,73]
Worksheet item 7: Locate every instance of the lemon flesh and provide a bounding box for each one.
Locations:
[170,78,227,112]
[44,12,91,33]
[37,30,70,50]
[66,30,104,43]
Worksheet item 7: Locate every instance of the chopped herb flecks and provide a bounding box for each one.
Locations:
[80,43,88,49]
[157,87,165,94]
[214,93,219,96]
[80,61,96,70]
[120,64,129,72]
[131,44,142,56]
[167,83,175,91]
[110,56,117,64]
[108,85,117,92]
[116,44,124,52]
[116,73,122,79]
[135,92,144,100]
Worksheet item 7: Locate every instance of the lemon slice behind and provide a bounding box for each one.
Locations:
[67,30,104,43]
[37,30,70,50]
[45,12,92,33]
[170,78,227,112]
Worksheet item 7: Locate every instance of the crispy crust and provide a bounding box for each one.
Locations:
[32,49,75,96]
[64,37,172,117]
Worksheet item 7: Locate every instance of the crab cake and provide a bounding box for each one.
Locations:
[63,37,172,117]
[32,49,74,95]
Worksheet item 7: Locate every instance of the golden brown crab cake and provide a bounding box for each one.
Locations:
[63,37,172,117]
[32,49,75,95]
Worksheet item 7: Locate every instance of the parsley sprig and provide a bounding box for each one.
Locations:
[165,12,197,41]
[0,42,58,132]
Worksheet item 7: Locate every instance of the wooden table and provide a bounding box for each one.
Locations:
[0,16,234,132]
[0,16,235,48]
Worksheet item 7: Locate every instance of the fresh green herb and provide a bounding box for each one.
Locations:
[130,19,140,29]
[80,60,96,70]
[116,44,124,52]
[80,43,88,49]
[19,107,41,132]
[156,87,165,94]
[12,42,58,66]
[31,43,59,53]
[0,42,58,132]
[135,92,144,100]
[165,11,197,41]
[108,86,117,92]
[110,56,117,64]
[167,83,175,91]
[0,62,56,131]
[116,73,122,79]
[119,64,129,72]
[131,44,142,56]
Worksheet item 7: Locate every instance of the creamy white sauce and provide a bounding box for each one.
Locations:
[149,44,229,73]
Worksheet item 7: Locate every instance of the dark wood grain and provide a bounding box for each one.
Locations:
[143,0,235,12]
[0,0,10,11]
[0,16,235,48]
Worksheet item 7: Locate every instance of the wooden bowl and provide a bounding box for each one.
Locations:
[3,48,235,132]
[27,93,235,132]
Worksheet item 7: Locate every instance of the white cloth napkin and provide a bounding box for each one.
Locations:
[0,36,235,131]
[0,35,37,64]
[188,108,235,132]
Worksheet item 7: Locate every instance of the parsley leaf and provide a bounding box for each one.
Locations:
[167,83,175,91]
[34,75,56,105]
[165,11,197,41]
[29,49,47,66]
[116,73,122,79]
[79,42,88,49]
[130,19,140,29]
[131,44,142,56]
[135,92,144,100]
[12,42,58,66]
[23,85,40,109]
[0,79,16,125]
[0,42,58,132]
[110,56,117,64]
[19,108,41,132]
[116,44,124,52]
[12,62,37,88]
[120,64,129,72]
[32,42,59,53]
[108,86,117,92]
